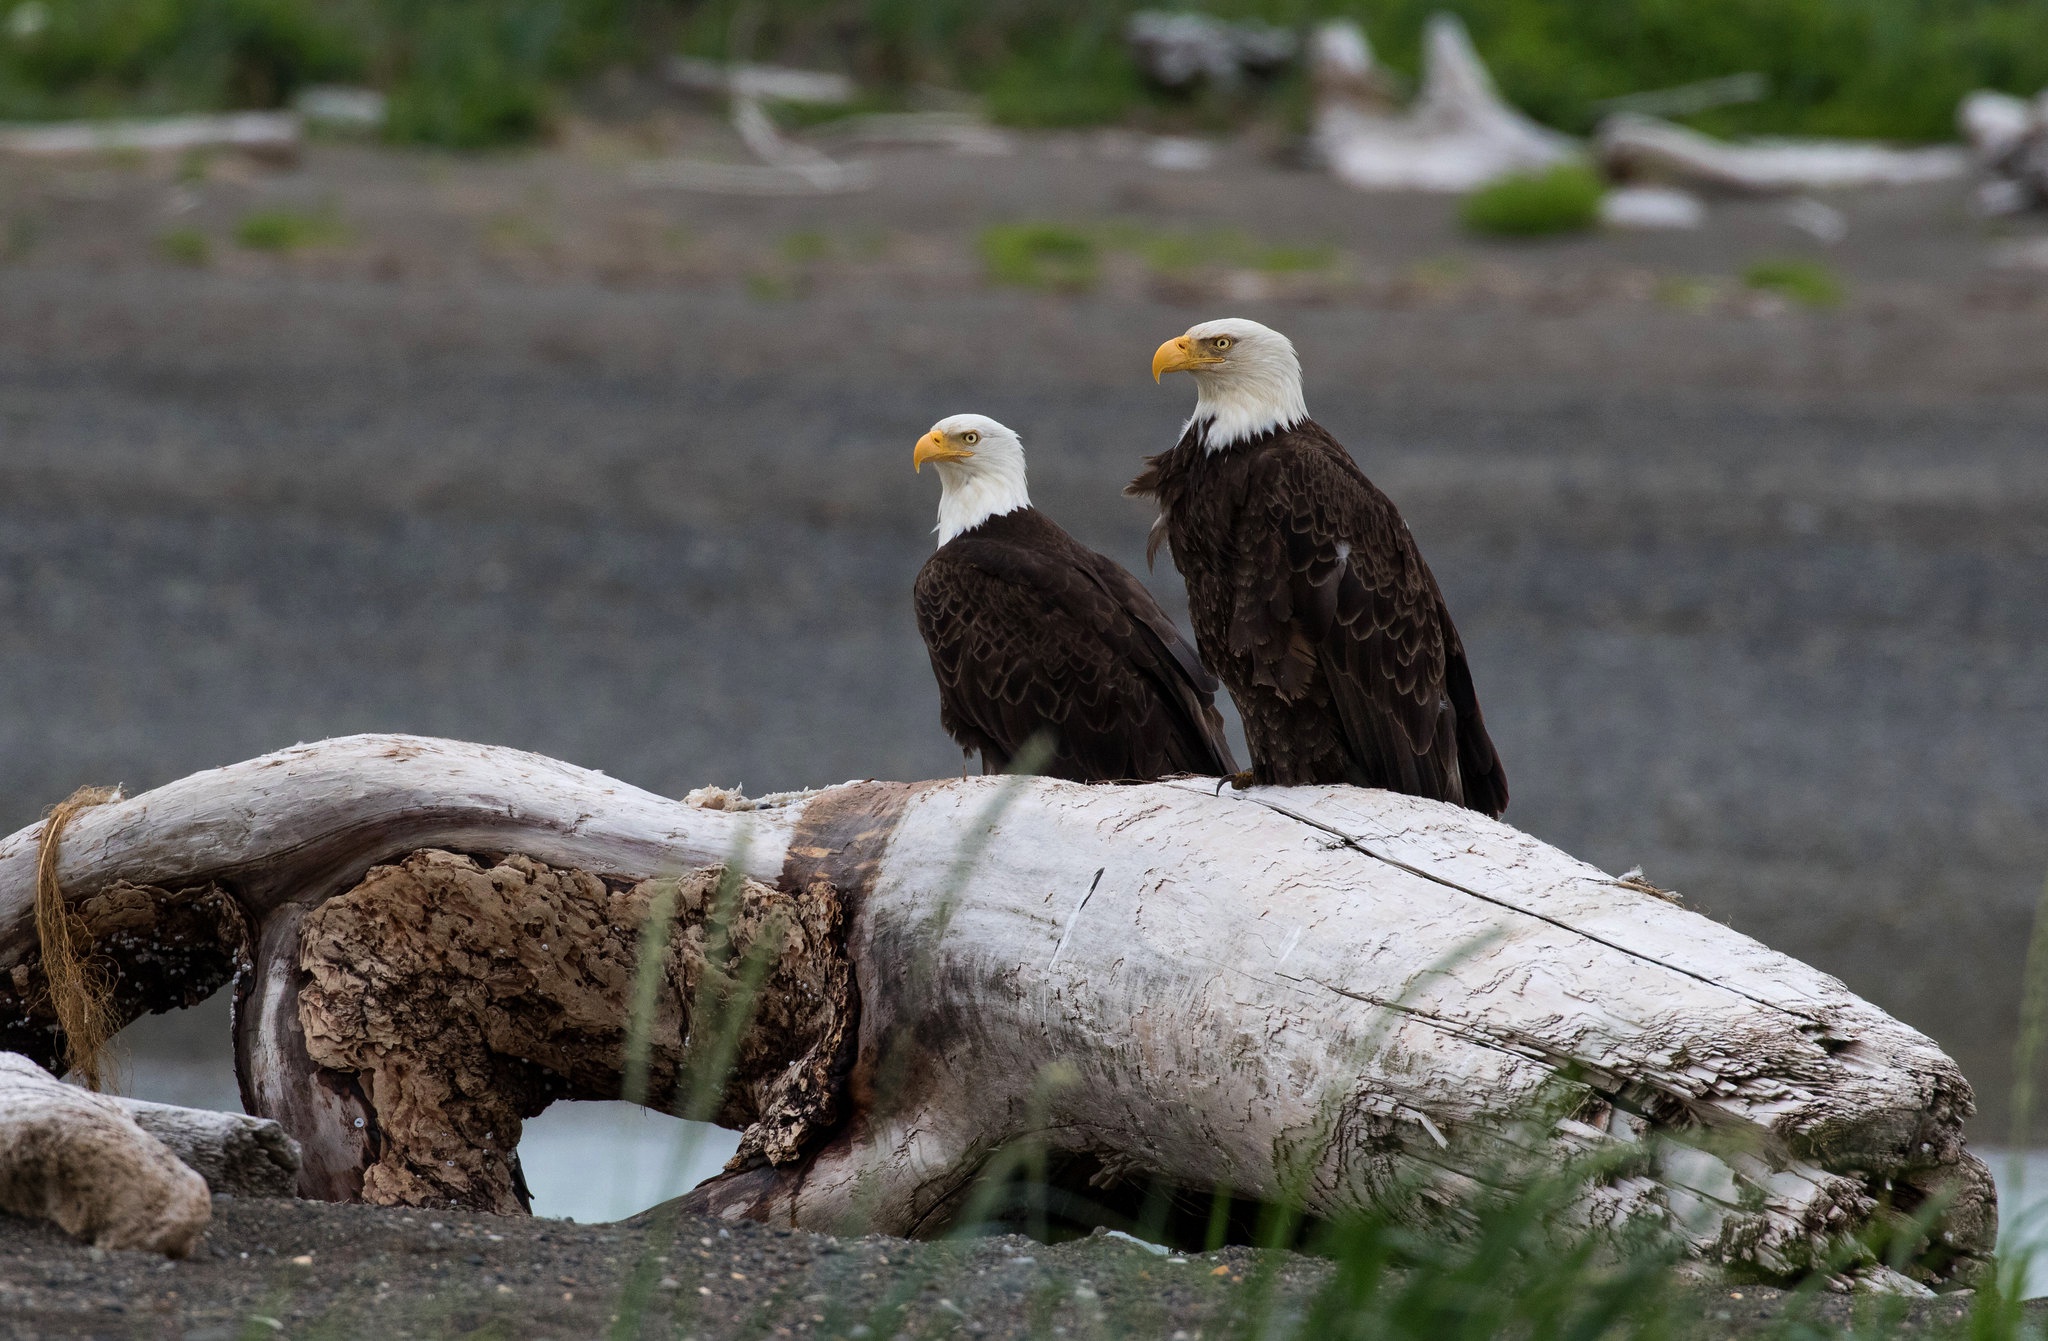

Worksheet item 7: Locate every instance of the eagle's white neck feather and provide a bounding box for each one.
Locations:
[928,415,1032,546]
[1185,325,1307,452]
[935,464,1030,545]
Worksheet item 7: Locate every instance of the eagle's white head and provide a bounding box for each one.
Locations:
[1151,317,1307,452]
[914,413,1032,546]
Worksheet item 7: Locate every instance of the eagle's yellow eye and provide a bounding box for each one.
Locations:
[963,431,979,444]
[1211,336,1233,350]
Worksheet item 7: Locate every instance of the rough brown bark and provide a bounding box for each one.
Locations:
[295,849,855,1213]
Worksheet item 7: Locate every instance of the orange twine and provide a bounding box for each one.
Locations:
[33,784,121,1090]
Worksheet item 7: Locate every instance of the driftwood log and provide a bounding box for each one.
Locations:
[117,1096,301,1199]
[1308,17,1577,193]
[1595,113,1968,193]
[0,1053,211,1255]
[0,111,300,163]
[0,735,1993,1285]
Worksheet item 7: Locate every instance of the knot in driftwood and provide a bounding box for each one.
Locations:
[295,849,856,1214]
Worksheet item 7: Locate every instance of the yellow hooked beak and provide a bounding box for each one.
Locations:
[1152,335,1219,382]
[914,429,974,472]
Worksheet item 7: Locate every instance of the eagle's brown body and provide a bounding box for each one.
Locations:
[913,507,1236,783]
[1129,419,1507,816]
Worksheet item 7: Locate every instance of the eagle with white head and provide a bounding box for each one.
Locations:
[912,414,1236,783]
[1130,319,1508,815]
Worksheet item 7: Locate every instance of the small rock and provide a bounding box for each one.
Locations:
[1600,186,1704,231]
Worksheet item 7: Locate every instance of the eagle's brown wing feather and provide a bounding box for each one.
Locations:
[1068,548,1237,772]
[914,520,1235,782]
[1231,430,1505,813]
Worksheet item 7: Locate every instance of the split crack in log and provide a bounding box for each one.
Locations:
[298,849,856,1213]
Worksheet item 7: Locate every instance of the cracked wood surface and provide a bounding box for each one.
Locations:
[0,734,1992,1281]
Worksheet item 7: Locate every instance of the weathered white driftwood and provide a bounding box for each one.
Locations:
[1309,17,1578,193]
[0,112,299,163]
[1596,113,1967,193]
[0,1053,210,1255]
[1960,89,2048,215]
[641,57,872,196]
[0,735,1991,1282]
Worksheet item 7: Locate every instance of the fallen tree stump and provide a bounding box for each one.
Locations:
[0,735,1994,1286]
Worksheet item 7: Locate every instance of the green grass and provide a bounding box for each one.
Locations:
[234,206,346,250]
[1658,274,1720,311]
[778,228,830,264]
[1125,225,1337,276]
[670,0,2048,142]
[157,226,209,265]
[1745,256,1848,307]
[979,222,1097,291]
[977,221,1336,291]
[1461,163,1605,236]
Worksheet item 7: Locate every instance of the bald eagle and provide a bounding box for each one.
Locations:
[1132,320,1508,817]
[912,414,1237,783]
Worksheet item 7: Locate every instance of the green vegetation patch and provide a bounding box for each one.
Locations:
[157,226,209,265]
[0,0,368,121]
[1461,163,1604,237]
[1744,256,1846,307]
[778,229,830,264]
[9,1,2048,149]
[979,222,1097,291]
[380,2,557,152]
[1123,225,1336,276]
[235,206,346,251]
[982,44,1143,129]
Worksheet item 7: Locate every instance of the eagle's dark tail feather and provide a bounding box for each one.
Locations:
[1445,644,1508,819]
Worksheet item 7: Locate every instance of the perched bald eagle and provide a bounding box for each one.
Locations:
[1132,320,1508,817]
[912,414,1237,783]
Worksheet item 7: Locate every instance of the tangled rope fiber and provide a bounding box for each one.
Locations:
[33,784,122,1091]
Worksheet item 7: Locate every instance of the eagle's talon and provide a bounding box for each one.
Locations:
[1228,769,1256,790]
